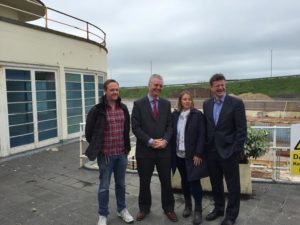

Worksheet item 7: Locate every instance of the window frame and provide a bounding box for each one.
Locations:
[4,67,60,153]
[65,71,105,136]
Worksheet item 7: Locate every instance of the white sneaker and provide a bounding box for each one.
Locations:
[97,215,107,225]
[117,208,134,223]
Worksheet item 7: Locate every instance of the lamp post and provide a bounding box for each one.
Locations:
[270,49,273,77]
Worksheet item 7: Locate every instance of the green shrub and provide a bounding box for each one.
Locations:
[241,127,269,163]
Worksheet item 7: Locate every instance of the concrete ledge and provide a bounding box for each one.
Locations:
[171,164,252,195]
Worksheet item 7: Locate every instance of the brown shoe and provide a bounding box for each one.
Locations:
[165,211,178,222]
[136,211,147,221]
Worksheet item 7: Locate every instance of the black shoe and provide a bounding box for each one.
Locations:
[221,218,235,225]
[182,206,192,218]
[205,210,224,221]
[193,210,202,225]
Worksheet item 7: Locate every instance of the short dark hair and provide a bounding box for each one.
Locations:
[103,79,119,91]
[209,73,226,86]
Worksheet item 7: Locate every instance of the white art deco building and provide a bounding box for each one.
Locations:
[0,0,107,157]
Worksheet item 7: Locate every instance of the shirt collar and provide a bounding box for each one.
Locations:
[148,95,159,102]
[214,93,226,103]
[180,109,190,117]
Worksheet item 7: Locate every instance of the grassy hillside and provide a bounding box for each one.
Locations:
[226,76,300,98]
[120,75,300,99]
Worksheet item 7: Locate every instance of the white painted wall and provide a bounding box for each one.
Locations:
[0,66,10,157]
[0,20,107,71]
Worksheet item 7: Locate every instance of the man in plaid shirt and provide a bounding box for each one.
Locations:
[85,79,134,225]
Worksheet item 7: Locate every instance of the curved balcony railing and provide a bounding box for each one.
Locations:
[0,3,106,47]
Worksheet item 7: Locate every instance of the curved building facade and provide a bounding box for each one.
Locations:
[0,0,107,157]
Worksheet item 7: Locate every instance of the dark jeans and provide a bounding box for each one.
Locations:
[176,156,203,210]
[137,157,175,213]
[207,151,240,220]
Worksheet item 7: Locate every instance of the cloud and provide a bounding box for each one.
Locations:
[42,0,300,86]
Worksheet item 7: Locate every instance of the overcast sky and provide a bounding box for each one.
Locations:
[42,0,300,87]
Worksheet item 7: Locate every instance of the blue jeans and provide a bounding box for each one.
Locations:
[97,154,128,216]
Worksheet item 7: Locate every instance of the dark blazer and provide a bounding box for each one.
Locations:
[203,95,247,159]
[84,96,131,161]
[171,108,207,181]
[131,96,173,158]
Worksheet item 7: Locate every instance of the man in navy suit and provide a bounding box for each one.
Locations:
[131,74,178,222]
[203,74,247,225]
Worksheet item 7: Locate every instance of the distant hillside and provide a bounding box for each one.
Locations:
[120,75,300,99]
[226,75,300,98]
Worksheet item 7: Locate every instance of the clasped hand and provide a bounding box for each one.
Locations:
[193,156,202,166]
[151,138,167,149]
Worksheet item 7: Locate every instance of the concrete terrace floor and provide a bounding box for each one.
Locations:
[1,141,300,225]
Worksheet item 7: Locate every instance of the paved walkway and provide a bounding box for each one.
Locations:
[1,141,300,225]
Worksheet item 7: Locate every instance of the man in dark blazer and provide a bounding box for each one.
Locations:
[203,74,247,225]
[131,74,178,222]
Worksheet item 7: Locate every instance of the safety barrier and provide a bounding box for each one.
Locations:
[0,2,106,46]
[79,123,295,182]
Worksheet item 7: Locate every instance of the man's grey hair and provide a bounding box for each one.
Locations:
[148,74,164,85]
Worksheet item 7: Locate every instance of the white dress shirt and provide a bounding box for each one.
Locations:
[176,109,190,158]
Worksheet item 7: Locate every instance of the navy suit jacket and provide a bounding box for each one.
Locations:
[131,96,173,158]
[171,108,208,181]
[203,95,247,159]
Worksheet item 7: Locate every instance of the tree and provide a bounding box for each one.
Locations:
[241,127,269,164]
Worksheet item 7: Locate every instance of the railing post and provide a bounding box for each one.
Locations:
[86,22,89,40]
[272,147,276,181]
[273,126,277,148]
[45,7,48,28]
[79,123,83,168]
[272,127,278,181]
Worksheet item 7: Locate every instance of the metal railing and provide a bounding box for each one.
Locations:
[169,99,300,112]
[0,3,106,46]
[251,126,291,182]
[79,122,87,168]
[252,125,290,147]
[79,122,295,182]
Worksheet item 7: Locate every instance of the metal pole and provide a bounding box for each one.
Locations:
[150,60,152,75]
[86,22,89,40]
[273,126,277,148]
[45,7,48,28]
[270,49,273,77]
[79,123,83,167]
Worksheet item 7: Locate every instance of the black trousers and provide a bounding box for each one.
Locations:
[136,157,175,213]
[207,151,240,221]
[176,156,203,209]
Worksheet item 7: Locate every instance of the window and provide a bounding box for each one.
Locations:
[65,73,82,134]
[98,76,104,102]
[65,73,105,134]
[6,69,58,147]
[84,75,95,118]
[35,71,58,141]
[6,69,34,147]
